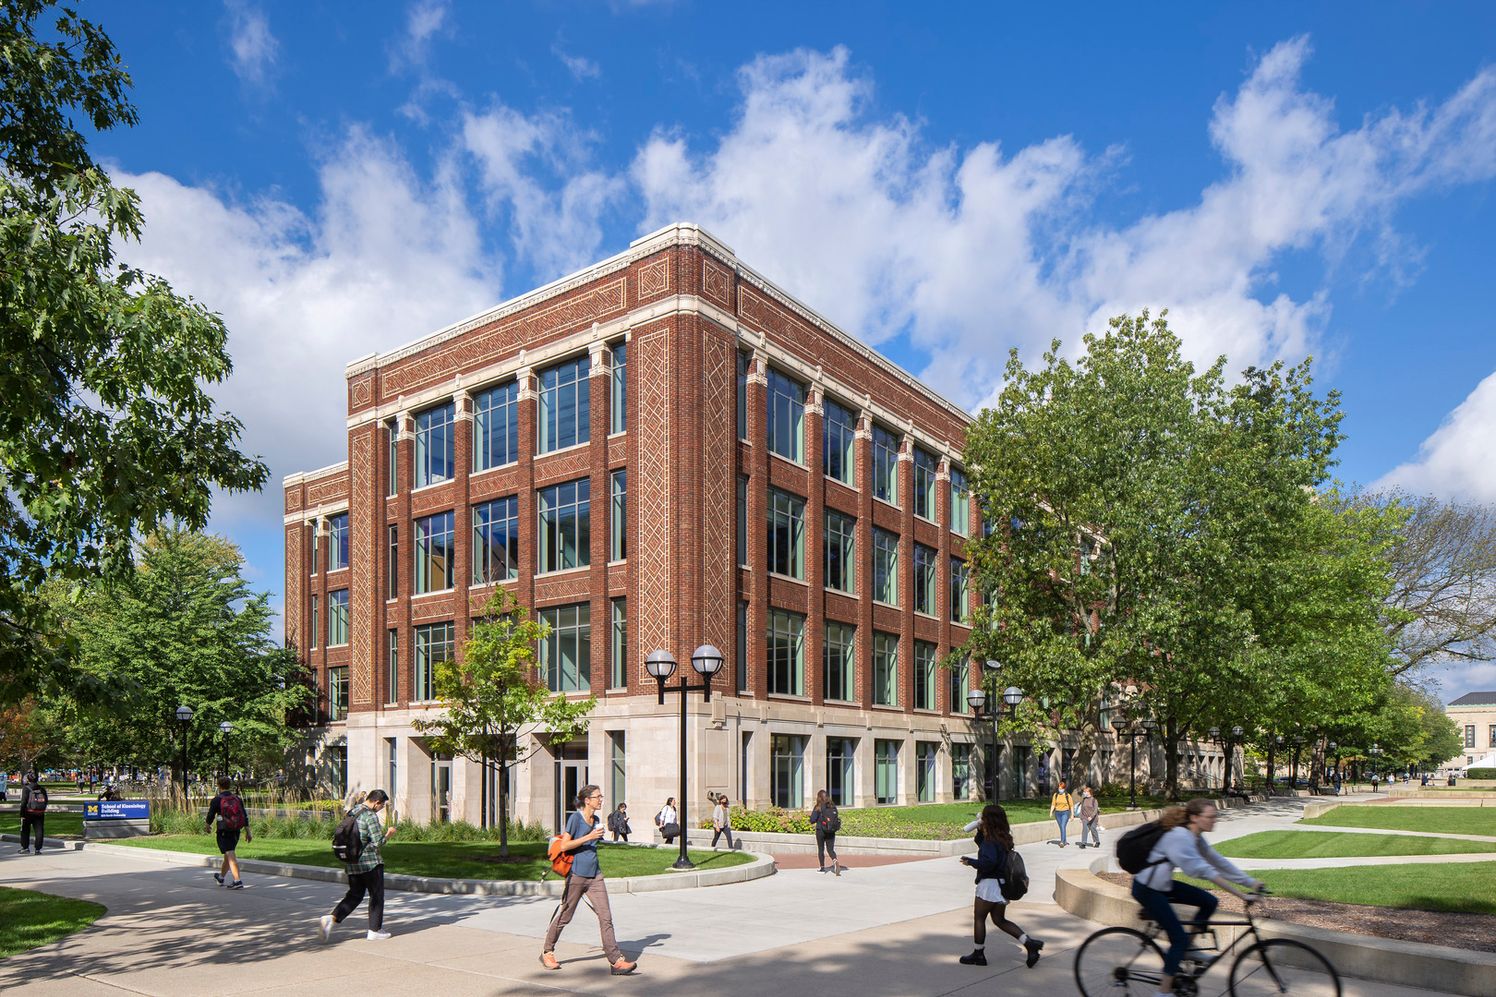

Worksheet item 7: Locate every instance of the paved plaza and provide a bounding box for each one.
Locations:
[0,796,1472,996]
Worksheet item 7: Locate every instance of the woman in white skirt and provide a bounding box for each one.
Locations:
[957,804,1044,968]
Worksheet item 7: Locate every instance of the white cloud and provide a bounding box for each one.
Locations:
[1376,370,1496,502]
[224,0,278,86]
[553,44,601,82]
[391,0,451,72]
[633,41,1496,409]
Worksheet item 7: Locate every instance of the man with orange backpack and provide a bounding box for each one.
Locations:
[205,776,253,888]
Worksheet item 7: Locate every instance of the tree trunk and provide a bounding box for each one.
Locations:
[479,747,489,830]
[498,761,510,858]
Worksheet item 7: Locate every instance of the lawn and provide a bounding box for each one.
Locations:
[0,887,105,959]
[735,794,1169,841]
[1250,862,1496,915]
[114,835,754,880]
[1300,805,1496,837]
[0,811,84,839]
[1215,830,1496,859]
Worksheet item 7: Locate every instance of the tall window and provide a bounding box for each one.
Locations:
[873,528,899,605]
[328,590,350,647]
[609,732,626,810]
[875,739,899,804]
[538,478,590,573]
[538,355,591,453]
[415,511,455,593]
[950,468,970,536]
[414,402,455,487]
[414,621,455,701]
[610,342,627,434]
[872,425,900,505]
[736,600,749,693]
[1466,725,1476,748]
[309,522,318,575]
[950,558,970,623]
[327,513,349,571]
[609,598,627,689]
[309,595,318,649]
[473,381,519,471]
[329,666,349,721]
[767,608,805,696]
[823,398,856,485]
[737,351,749,439]
[386,419,398,497]
[538,603,590,693]
[472,496,519,584]
[610,470,627,562]
[737,475,748,566]
[873,632,898,706]
[386,630,398,704]
[916,742,938,802]
[824,510,855,593]
[914,543,937,615]
[823,621,855,702]
[949,658,969,714]
[914,640,936,710]
[827,737,855,805]
[952,743,972,799]
[912,447,937,520]
[771,734,806,808]
[765,368,806,463]
[766,488,806,579]
[1490,724,1496,748]
[387,525,398,598]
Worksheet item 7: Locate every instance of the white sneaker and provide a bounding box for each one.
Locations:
[367,929,391,940]
[317,915,334,943]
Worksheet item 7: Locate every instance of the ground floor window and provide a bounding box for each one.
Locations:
[1013,744,1030,796]
[386,738,398,816]
[432,755,452,823]
[875,739,899,804]
[1062,746,1076,785]
[952,743,972,799]
[827,737,856,805]
[916,742,938,802]
[771,734,805,808]
[329,666,349,721]
[609,731,626,810]
[331,744,348,799]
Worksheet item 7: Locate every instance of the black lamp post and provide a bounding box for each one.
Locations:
[1224,725,1244,793]
[1328,741,1339,789]
[647,644,724,871]
[964,659,1005,800]
[1270,733,1284,790]
[175,704,194,802]
[219,721,233,779]
[1370,743,1382,791]
[1208,728,1221,790]
[1119,716,1153,810]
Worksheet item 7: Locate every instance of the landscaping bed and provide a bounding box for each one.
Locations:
[1300,805,1496,837]
[0,886,105,959]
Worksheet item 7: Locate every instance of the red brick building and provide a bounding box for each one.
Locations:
[284,223,1216,827]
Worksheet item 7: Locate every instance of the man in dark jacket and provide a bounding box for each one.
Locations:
[18,773,46,854]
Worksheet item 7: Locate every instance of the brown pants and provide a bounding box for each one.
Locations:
[543,874,623,963]
[973,898,1024,946]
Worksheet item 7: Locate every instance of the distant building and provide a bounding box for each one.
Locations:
[1444,691,1496,771]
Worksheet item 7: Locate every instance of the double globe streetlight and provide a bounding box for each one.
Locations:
[219,721,234,780]
[1118,714,1157,809]
[966,660,1024,801]
[175,704,195,802]
[645,644,724,871]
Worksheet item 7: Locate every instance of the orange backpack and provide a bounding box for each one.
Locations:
[547,833,574,877]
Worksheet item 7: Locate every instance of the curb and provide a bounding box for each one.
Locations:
[65,840,777,897]
[1054,860,1496,997]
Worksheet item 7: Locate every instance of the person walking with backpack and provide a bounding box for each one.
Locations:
[1076,784,1101,848]
[540,784,637,976]
[957,804,1043,969]
[318,788,397,942]
[607,803,631,842]
[1127,798,1263,997]
[654,797,679,845]
[810,789,841,875]
[204,777,252,888]
[1049,778,1075,847]
[17,773,47,854]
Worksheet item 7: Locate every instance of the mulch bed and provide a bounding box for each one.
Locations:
[1097,873,1495,954]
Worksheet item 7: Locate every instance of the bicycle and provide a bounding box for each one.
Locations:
[1074,890,1341,996]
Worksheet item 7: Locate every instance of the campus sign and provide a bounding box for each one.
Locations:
[84,800,150,821]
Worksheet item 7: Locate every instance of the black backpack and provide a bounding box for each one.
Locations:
[332,810,365,863]
[24,786,48,814]
[1116,820,1168,874]
[820,806,842,833]
[1000,848,1029,901]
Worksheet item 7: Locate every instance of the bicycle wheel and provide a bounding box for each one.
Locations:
[1074,926,1167,997]
[1229,939,1341,996]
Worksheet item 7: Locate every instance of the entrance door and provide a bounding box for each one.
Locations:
[432,757,452,823]
[555,754,588,832]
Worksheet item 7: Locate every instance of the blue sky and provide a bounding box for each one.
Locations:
[80,2,1496,700]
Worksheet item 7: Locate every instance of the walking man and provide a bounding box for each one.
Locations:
[17,773,47,854]
[205,777,252,888]
[318,788,397,941]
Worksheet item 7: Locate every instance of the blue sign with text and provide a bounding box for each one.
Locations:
[84,800,150,821]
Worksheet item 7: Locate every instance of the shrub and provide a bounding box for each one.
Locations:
[392,818,549,843]
[1465,768,1496,779]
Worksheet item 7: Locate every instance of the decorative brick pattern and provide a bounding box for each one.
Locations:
[638,256,672,301]
[700,328,736,655]
[349,373,374,412]
[308,476,347,507]
[285,525,301,649]
[634,325,673,674]
[349,432,374,706]
[702,257,732,308]
[286,490,301,513]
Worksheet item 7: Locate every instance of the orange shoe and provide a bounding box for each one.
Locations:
[610,959,637,975]
[539,952,561,971]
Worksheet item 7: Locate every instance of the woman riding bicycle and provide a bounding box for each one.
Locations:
[1133,798,1263,996]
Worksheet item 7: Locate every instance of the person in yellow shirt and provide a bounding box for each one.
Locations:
[1049,779,1075,847]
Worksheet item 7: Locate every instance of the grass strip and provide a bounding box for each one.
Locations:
[1299,805,1496,837]
[1249,861,1496,915]
[1216,829,1496,859]
[0,887,106,959]
[0,812,85,839]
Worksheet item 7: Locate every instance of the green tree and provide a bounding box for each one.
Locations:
[53,528,308,785]
[961,312,1393,796]
[1,1,266,704]
[413,590,594,855]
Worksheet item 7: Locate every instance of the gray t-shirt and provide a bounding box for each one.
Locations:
[566,811,602,878]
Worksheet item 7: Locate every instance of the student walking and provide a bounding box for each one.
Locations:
[810,789,841,875]
[607,803,631,842]
[1050,779,1075,847]
[957,804,1043,969]
[654,797,679,845]
[204,777,252,888]
[541,784,637,975]
[1076,784,1101,848]
[710,794,735,850]
[317,788,397,942]
[17,773,46,854]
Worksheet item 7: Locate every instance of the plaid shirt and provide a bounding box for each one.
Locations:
[345,805,386,874]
